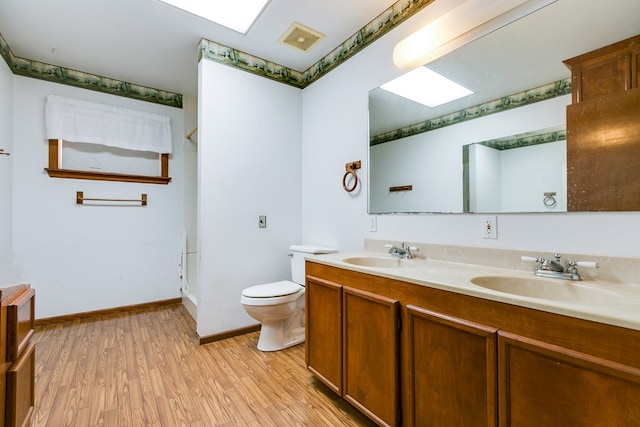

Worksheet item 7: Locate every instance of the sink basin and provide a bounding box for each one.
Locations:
[470,276,623,305]
[342,256,416,268]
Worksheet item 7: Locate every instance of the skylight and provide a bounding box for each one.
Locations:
[380,66,473,108]
[157,0,271,34]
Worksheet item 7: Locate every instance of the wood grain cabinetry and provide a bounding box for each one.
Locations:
[343,287,399,427]
[406,306,497,426]
[306,276,343,394]
[564,34,640,211]
[306,275,400,427]
[498,331,640,426]
[563,35,640,104]
[0,284,35,427]
[306,261,640,426]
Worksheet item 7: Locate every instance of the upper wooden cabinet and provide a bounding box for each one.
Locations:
[563,34,640,103]
[564,34,640,211]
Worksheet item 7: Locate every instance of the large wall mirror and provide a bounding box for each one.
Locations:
[368,0,640,214]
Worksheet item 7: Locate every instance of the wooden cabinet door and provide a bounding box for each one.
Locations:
[343,287,399,427]
[6,341,35,427]
[566,89,640,211]
[498,331,640,426]
[305,276,343,394]
[7,288,35,362]
[407,305,498,427]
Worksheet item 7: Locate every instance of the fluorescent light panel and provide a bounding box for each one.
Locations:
[381,67,473,108]
[157,0,270,34]
[393,0,557,69]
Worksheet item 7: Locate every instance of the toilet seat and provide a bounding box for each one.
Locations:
[241,280,304,306]
[242,280,301,298]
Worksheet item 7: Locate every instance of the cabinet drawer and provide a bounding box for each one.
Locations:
[7,288,35,362]
[6,341,35,427]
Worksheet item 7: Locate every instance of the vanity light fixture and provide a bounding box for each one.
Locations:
[393,0,557,69]
[380,66,473,108]
[156,0,271,34]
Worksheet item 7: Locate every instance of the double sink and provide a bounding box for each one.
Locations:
[341,256,626,306]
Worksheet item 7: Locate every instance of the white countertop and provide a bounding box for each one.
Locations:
[306,251,640,332]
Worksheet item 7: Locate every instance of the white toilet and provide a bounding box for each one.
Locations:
[241,245,337,352]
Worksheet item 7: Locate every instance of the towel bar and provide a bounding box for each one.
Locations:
[76,191,147,206]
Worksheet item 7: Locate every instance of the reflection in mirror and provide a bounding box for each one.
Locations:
[369,96,568,213]
[463,126,566,213]
[368,0,640,214]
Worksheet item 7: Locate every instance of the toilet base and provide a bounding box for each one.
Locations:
[257,322,305,352]
[242,284,307,352]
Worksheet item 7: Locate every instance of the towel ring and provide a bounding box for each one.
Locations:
[342,161,361,193]
[543,192,557,208]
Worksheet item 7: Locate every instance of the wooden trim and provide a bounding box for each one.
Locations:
[46,139,171,184]
[48,139,59,169]
[34,297,182,327]
[198,324,261,345]
[45,168,171,184]
[161,153,169,178]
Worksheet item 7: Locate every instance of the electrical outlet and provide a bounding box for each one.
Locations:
[369,216,377,232]
[258,215,267,228]
[482,215,497,239]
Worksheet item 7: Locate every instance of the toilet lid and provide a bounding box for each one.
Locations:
[242,281,301,298]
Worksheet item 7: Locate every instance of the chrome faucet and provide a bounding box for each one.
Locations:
[385,242,418,259]
[521,253,599,281]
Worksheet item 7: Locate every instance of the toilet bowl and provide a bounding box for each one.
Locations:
[241,245,337,352]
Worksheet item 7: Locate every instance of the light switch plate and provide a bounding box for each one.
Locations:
[258,215,267,228]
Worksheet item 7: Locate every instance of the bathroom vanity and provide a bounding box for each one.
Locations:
[305,252,640,427]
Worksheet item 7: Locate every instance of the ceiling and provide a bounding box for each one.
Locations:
[0,0,400,100]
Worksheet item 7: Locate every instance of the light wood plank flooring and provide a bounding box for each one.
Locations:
[32,303,375,426]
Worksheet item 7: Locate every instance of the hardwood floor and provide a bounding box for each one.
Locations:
[32,303,375,426]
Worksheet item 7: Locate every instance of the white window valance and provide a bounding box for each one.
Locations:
[45,95,173,154]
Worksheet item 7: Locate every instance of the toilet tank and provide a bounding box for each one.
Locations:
[289,245,337,284]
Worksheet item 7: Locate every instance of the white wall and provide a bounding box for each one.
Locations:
[370,133,462,213]
[469,143,501,212]
[181,96,198,318]
[197,60,303,337]
[11,77,184,318]
[301,6,640,258]
[0,58,15,283]
[500,140,566,212]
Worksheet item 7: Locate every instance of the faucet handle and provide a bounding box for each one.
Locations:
[385,243,398,255]
[573,260,600,269]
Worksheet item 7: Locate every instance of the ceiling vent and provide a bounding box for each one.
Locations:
[278,22,325,52]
